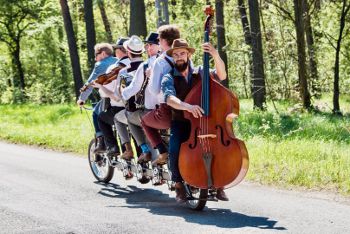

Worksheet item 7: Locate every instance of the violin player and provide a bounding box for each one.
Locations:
[77,43,118,153]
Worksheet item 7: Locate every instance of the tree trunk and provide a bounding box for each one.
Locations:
[303,0,320,98]
[294,0,311,109]
[58,26,70,95]
[83,0,96,73]
[238,0,252,45]
[60,0,84,100]
[98,0,113,43]
[215,0,229,88]
[156,0,170,27]
[129,0,147,37]
[11,39,25,92]
[333,1,350,114]
[237,0,253,98]
[248,0,266,109]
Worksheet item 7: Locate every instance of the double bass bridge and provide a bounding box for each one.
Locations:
[197,134,217,139]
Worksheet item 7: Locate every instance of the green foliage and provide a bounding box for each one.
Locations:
[0,0,349,114]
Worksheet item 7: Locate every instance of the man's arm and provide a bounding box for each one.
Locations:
[78,62,104,102]
[161,74,204,118]
[202,42,226,81]
[91,81,121,102]
[166,96,204,118]
[122,63,145,100]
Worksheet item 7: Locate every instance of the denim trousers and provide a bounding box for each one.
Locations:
[168,120,191,183]
[92,101,103,137]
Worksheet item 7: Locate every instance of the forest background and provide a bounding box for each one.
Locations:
[0,0,349,195]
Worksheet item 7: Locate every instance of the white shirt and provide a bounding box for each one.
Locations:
[122,55,158,109]
[148,52,174,104]
[99,57,130,107]
[114,57,144,106]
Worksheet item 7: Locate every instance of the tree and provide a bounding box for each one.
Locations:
[83,0,96,73]
[294,0,311,109]
[248,0,266,109]
[333,0,350,114]
[215,0,229,88]
[129,0,147,37]
[97,0,113,43]
[303,0,320,97]
[156,0,170,27]
[59,0,84,99]
[0,0,44,96]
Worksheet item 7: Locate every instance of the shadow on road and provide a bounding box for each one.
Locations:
[96,182,286,230]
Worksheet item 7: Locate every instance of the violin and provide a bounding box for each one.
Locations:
[79,64,126,93]
[178,5,249,189]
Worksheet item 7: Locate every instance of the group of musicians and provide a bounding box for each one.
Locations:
[77,25,228,203]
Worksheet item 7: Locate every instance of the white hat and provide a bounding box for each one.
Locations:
[123,35,145,55]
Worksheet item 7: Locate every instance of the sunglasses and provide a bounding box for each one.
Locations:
[95,51,102,57]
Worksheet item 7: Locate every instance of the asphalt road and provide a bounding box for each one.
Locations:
[0,141,349,234]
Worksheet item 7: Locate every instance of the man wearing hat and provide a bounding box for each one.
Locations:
[77,43,118,154]
[141,25,180,166]
[161,38,228,203]
[121,32,160,163]
[96,35,151,162]
[91,38,131,156]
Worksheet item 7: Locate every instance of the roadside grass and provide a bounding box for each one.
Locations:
[0,104,92,154]
[0,95,349,194]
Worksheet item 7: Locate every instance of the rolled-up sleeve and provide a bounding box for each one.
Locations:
[161,74,176,103]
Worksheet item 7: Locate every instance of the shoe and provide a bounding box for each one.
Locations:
[216,188,229,201]
[93,136,106,154]
[151,152,168,166]
[106,146,120,158]
[124,171,133,180]
[137,152,151,163]
[121,142,134,160]
[175,182,187,203]
[138,175,150,184]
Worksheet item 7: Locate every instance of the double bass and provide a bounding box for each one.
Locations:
[178,6,249,190]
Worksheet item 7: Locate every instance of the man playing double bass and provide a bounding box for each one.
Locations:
[161,38,229,203]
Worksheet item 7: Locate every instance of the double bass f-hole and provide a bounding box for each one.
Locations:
[215,125,230,147]
[189,127,200,149]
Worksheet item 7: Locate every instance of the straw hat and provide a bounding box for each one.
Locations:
[123,35,145,54]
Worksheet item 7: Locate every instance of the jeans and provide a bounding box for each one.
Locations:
[168,120,191,183]
[98,106,124,150]
[92,101,103,137]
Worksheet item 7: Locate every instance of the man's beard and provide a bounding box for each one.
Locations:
[174,59,188,72]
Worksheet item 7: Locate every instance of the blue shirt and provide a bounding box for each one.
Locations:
[79,56,118,101]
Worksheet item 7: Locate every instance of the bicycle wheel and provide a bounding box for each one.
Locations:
[88,139,114,183]
[185,184,208,211]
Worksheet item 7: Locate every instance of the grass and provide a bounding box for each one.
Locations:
[0,95,349,195]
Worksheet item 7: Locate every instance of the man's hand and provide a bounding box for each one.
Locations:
[184,103,204,118]
[202,42,219,58]
[77,99,84,107]
[91,81,102,89]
